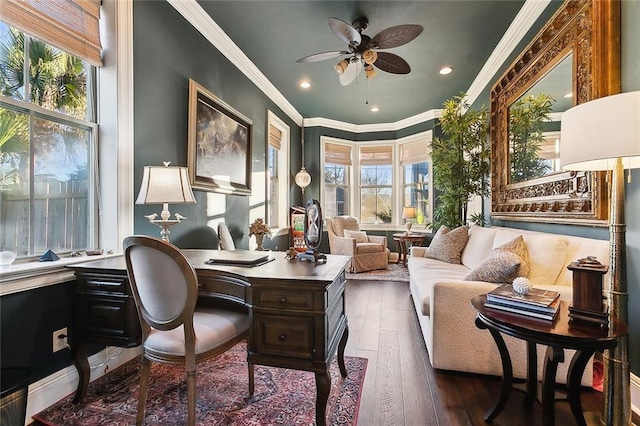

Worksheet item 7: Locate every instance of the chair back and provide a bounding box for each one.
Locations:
[327,216,360,238]
[123,236,198,336]
[217,222,236,250]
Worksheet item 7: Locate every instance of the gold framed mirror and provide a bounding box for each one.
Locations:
[490,0,620,225]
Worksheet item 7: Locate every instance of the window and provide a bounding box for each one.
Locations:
[264,111,289,229]
[359,145,392,224]
[323,142,351,218]
[0,22,98,256]
[400,137,432,226]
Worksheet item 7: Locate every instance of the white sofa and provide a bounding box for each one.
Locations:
[408,226,610,385]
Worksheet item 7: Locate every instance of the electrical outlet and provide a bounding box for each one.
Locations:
[53,327,68,353]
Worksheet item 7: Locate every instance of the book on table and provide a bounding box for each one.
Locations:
[484,284,561,321]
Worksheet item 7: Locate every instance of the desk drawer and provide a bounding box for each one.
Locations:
[77,274,129,294]
[254,314,314,359]
[255,289,314,310]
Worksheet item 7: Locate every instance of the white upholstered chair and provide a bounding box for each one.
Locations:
[217,222,235,250]
[123,235,253,426]
[326,216,389,273]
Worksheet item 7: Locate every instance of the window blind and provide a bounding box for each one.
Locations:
[0,0,103,66]
[325,142,352,165]
[360,145,392,166]
[400,140,429,165]
[269,125,282,150]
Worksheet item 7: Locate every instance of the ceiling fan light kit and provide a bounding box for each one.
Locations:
[298,16,423,86]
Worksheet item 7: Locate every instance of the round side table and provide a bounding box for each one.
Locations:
[392,233,424,265]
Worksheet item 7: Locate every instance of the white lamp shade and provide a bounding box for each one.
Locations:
[560,91,640,171]
[402,206,417,219]
[136,165,196,204]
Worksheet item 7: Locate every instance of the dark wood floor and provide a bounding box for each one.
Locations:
[344,278,609,426]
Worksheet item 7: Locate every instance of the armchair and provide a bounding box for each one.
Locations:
[326,216,389,273]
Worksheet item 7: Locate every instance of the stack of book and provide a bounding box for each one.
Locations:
[484,284,561,321]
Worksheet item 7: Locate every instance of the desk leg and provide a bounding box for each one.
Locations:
[525,341,538,407]
[542,346,564,426]
[476,317,512,422]
[315,371,331,426]
[567,350,592,426]
[71,342,89,404]
[337,323,349,378]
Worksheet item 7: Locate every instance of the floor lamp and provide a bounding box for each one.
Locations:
[560,91,639,426]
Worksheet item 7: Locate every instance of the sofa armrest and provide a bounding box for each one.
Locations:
[329,236,357,256]
[410,246,428,257]
[367,235,387,247]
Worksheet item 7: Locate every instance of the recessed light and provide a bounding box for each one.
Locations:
[564,92,573,98]
[439,66,453,75]
[370,106,380,112]
[299,81,311,89]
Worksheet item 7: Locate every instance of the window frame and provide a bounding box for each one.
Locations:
[265,110,290,230]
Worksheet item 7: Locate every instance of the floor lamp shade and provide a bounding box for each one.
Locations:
[560,91,640,171]
[560,91,639,426]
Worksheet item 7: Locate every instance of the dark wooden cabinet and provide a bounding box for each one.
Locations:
[68,251,350,426]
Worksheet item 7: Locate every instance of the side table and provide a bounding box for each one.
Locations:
[471,295,627,426]
[392,233,424,265]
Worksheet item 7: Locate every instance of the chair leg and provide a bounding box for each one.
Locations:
[137,356,151,426]
[248,361,255,396]
[187,369,196,426]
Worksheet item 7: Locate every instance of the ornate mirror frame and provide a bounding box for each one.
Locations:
[490,0,620,225]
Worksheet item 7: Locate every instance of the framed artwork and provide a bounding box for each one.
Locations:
[187,79,253,195]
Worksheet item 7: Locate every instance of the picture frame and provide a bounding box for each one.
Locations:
[187,79,253,196]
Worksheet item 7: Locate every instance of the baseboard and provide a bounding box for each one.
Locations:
[24,346,140,424]
[632,371,640,422]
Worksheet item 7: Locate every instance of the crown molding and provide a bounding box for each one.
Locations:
[167,0,303,125]
[305,109,442,133]
[465,0,552,106]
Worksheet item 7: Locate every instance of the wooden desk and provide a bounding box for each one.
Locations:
[392,233,425,265]
[68,250,351,426]
[472,295,627,426]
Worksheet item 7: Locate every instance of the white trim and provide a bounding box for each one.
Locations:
[167,0,302,126]
[305,110,442,133]
[632,372,640,421]
[25,347,140,424]
[465,0,552,106]
[266,110,291,229]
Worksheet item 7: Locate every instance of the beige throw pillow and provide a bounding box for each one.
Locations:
[424,225,469,264]
[343,229,368,243]
[464,235,530,283]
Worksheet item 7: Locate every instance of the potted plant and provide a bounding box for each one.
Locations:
[430,92,490,229]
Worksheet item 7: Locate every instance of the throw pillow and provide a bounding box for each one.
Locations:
[464,251,523,283]
[464,235,530,283]
[344,229,368,243]
[424,225,469,264]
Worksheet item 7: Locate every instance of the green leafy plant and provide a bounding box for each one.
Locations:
[509,93,554,183]
[430,93,490,229]
[375,209,392,223]
[469,212,486,227]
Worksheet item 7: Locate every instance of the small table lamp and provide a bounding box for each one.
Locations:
[136,162,196,242]
[560,91,639,425]
[402,206,417,234]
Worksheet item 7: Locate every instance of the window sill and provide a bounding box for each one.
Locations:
[0,252,121,296]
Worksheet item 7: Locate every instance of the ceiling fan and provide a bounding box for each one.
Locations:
[296,17,423,86]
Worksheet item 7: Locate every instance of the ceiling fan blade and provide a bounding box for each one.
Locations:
[296,51,349,63]
[339,60,363,86]
[328,17,362,48]
[374,52,411,74]
[370,24,424,49]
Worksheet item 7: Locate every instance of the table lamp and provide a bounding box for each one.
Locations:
[560,91,639,425]
[136,162,196,242]
[402,206,417,234]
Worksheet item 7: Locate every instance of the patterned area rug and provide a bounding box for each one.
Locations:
[34,342,367,425]
[346,262,410,282]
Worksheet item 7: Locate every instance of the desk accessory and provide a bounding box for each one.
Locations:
[567,257,609,327]
[298,199,326,263]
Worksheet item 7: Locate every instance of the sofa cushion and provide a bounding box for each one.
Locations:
[464,251,524,283]
[461,226,499,270]
[493,230,567,285]
[344,229,368,243]
[425,225,469,264]
[408,257,469,316]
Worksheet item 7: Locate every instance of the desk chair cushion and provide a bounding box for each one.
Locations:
[145,308,249,357]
